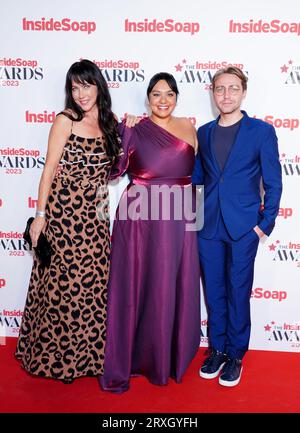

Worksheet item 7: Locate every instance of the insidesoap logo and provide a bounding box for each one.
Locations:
[0,230,30,253]
[251,288,287,302]
[25,110,56,123]
[0,148,40,158]
[90,58,145,87]
[260,204,293,219]
[264,321,300,348]
[193,60,245,70]
[229,19,300,36]
[268,239,300,267]
[125,18,200,35]
[280,59,300,85]
[2,309,23,316]
[277,207,293,219]
[93,59,141,70]
[22,17,96,34]
[0,147,44,174]
[28,197,37,208]
[253,115,299,131]
[0,309,23,335]
[280,153,300,176]
[173,58,248,87]
[0,57,43,86]
[0,58,38,68]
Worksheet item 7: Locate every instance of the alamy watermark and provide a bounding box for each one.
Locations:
[96,183,204,231]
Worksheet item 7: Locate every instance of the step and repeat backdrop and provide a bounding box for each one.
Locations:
[0,0,299,352]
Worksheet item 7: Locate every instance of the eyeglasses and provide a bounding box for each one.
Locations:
[214,85,242,95]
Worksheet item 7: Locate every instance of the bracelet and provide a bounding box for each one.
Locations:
[36,210,46,217]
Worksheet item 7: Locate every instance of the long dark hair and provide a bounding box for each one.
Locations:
[64,59,120,158]
[147,72,179,99]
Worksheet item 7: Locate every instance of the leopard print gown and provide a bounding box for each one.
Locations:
[16,133,113,381]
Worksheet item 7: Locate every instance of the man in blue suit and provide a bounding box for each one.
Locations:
[192,66,282,387]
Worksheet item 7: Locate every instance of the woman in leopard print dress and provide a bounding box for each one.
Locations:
[15,59,121,383]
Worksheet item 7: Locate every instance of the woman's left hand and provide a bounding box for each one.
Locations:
[30,217,46,247]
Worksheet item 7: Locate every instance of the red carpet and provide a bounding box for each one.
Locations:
[0,337,299,413]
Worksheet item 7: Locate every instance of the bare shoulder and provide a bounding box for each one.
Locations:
[53,111,73,130]
[49,112,72,141]
[173,117,198,152]
[174,116,196,134]
[175,116,194,125]
[57,108,78,120]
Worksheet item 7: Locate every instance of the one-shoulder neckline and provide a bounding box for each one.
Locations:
[147,118,195,152]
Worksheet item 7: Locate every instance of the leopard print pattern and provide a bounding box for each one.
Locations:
[16,134,113,381]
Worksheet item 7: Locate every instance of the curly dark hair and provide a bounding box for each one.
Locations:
[64,59,120,158]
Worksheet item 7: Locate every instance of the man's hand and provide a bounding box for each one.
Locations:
[253,225,265,239]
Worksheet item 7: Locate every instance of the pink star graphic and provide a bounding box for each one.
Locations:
[264,324,271,331]
[271,321,275,325]
[288,60,293,64]
[182,59,187,64]
[175,63,183,72]
[276,240,280,244]
[281,64,289,73]
[268,243,277,251]
[281,153,286,158]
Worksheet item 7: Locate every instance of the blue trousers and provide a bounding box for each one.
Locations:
[198,215,260,359]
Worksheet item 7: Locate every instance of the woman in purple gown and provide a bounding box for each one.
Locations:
[99,73,201,393]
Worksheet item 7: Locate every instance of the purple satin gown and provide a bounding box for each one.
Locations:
[99,118,200,393]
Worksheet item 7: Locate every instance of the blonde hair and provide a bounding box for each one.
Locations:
[212,66,248,91]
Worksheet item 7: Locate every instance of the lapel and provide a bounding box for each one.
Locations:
[206,119,221,174]
[207,110,250,174]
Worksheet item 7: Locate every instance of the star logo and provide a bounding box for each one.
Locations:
[268,243,277,251]
[288,60,293,65]
[280,64,289,73]
[175,63,183,72]
[264,324,272,331]
[182,59,187,64]
[281,153,286,158]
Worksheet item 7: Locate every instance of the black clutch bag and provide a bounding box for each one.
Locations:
[24,217,53,268]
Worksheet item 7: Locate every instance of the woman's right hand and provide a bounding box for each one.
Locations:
[125,114,141,128]
[30,217,46,247]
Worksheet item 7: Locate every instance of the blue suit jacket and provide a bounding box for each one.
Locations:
[192,111,282,240]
